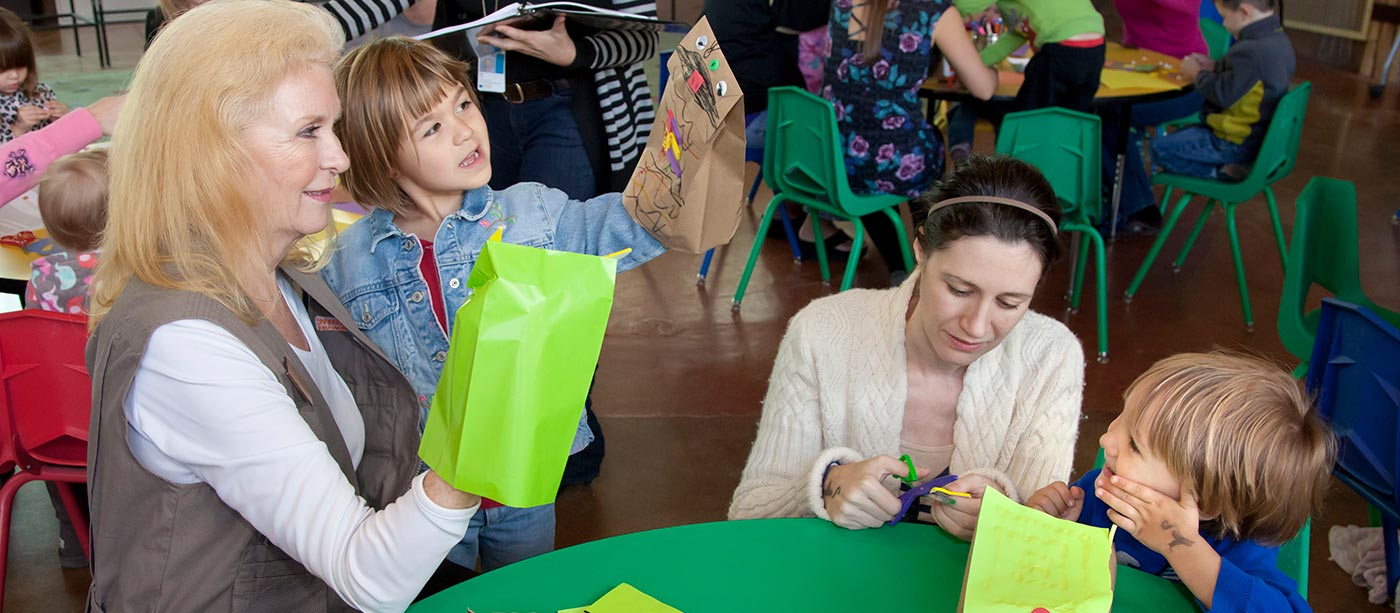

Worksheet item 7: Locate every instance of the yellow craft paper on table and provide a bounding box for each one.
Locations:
[1100,69,1181,92]
[558,583,683,613]
[959,487,1116,613]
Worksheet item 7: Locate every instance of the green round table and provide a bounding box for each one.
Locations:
[410,518,1197,612]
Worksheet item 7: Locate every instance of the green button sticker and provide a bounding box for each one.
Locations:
[708,59,720,71]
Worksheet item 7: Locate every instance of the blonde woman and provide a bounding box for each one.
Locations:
[87,1,479,610]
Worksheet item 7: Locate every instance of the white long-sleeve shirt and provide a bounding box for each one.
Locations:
[124,275,476,612]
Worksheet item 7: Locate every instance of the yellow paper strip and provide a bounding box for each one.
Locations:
[1100,69,1182,92]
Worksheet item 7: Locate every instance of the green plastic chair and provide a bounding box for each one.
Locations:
[1125,82,1311,330]
[1277,176,1400,377]
[731,87,914,308]
[1091,449,1310,598]
[996,107,1109,362]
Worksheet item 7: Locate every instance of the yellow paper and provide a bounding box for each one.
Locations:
[558,583,683,613]
[959,487,1116,613]
[1099,69,1182,92]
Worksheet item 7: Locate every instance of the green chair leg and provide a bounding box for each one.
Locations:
[1127,192,1195,300]
[732,193,785,308]
[810,207,832,285]
[1172,199,1218,273]
[1224,204,1255,330]
[1085,228,1109,361]
[1159,185,1174,214]
[839,220,867,292]
[881,206,915,273]
[1070,232,1090,311]
[1265,187,1288,273]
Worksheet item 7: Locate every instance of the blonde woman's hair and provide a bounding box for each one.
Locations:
[90,0,342,328]
[334,36,479,217]
[1122,352,1336,545]
[38,149,109,252]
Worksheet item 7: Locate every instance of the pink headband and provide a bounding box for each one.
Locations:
[926,196,1058,234]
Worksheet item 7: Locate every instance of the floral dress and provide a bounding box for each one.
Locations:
[823,0,946,197]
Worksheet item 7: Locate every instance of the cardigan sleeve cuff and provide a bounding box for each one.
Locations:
[806,447,865,520]
[960,465,1020,503]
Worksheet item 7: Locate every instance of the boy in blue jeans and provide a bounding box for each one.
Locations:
[1150,0,1293,184]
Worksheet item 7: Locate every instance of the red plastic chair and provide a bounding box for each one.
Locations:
[0,310,91,604]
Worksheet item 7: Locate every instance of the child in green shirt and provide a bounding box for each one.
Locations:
[954,0,1105,111]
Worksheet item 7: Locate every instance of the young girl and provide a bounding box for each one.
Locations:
[0,8,67,143]
[952,0,1105,112]
[1027,353,1333,612]
[321,37,664,572]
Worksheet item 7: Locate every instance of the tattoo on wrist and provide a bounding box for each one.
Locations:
[1163,520,1194,550]
[823,484,841,499]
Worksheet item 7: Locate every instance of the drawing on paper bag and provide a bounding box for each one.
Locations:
[622,17,746,254]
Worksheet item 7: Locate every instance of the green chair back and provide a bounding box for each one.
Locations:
[1277,176,1400,369]
[1249,83,1310,191]
[762,86,904,219]
[1201,18,1232,61]
[1091,449,1310,597]
[995,107,1102,226]
[1278,177,1364,362]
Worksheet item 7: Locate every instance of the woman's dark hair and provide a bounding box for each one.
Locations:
[0,8,37,97]
[911,155,1062,271]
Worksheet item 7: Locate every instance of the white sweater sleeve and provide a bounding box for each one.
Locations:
[126,320,476,612]
[727,315,863,521]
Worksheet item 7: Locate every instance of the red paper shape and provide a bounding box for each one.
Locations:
[686,70,704,93]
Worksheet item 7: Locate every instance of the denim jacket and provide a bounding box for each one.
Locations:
[321,184,665,453]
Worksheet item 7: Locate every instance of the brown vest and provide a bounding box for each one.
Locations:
[85,267,421,612]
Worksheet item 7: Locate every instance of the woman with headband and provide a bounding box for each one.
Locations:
[728,155,1084,540]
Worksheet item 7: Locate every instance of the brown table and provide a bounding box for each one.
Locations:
[920,42,1194,239]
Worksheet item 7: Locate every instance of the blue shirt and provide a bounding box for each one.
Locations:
[321,184,665,452]
[1072,469,1310,612]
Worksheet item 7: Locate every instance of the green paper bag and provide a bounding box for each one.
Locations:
[959,486,1117,613]
[418,237,620,508]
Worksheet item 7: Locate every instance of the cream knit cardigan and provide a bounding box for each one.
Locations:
[728,272,1086,521]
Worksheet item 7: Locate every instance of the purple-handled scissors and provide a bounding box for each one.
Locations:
[887,473,960,527]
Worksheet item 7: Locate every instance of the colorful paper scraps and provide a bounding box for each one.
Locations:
[557,583,683,613]
[958,487,1116,613]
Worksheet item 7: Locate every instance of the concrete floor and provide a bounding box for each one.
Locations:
[7,9,1400,612]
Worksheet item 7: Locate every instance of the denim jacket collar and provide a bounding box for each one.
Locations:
[365,187,497,254]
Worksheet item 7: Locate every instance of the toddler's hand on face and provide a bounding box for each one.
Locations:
[1096,469,1201,558]
[1027,481,1084,521]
